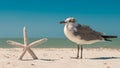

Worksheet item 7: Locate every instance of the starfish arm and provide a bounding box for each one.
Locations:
[27,47,38,59]
[7,40,24,48]
[29,38,48,47]
[23,27,28,46]
[18,48,27,60]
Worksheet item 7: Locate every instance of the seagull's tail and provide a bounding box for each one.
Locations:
[102,35,118,41]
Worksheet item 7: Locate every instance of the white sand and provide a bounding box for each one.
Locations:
[0,48,120,68]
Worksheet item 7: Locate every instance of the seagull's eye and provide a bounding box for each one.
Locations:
[69,20,71,22]
[69,19,76,23]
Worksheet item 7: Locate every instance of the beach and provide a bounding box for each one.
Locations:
[0,48,120,68]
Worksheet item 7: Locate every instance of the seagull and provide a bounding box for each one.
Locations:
[60,17,117,59]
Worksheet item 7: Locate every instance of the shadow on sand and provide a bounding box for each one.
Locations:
[21,58,58,61]
[40,58,58,61]
[70,56,120,60]
[90,57,120,60]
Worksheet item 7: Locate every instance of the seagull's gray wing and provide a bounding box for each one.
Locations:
[73,24,103,41]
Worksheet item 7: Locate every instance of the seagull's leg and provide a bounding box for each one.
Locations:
[27,47,38,60]
[18,47,27,60]
[77,44,80,59]
[80,45,83,59]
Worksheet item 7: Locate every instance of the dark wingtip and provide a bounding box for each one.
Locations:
[102,35,118,38]
[102,35,118,42]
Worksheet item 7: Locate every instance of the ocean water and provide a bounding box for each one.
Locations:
[0,38,120,48]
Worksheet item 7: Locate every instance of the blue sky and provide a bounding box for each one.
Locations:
[0,0,119,38]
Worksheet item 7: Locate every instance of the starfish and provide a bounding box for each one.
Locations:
[7,27,48,60]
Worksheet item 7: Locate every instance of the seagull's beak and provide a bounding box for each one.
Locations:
[60,21,66,24]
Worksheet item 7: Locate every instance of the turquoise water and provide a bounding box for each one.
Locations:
[0,38,120,48]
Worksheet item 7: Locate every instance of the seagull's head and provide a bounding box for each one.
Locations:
[60,17,77,24]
